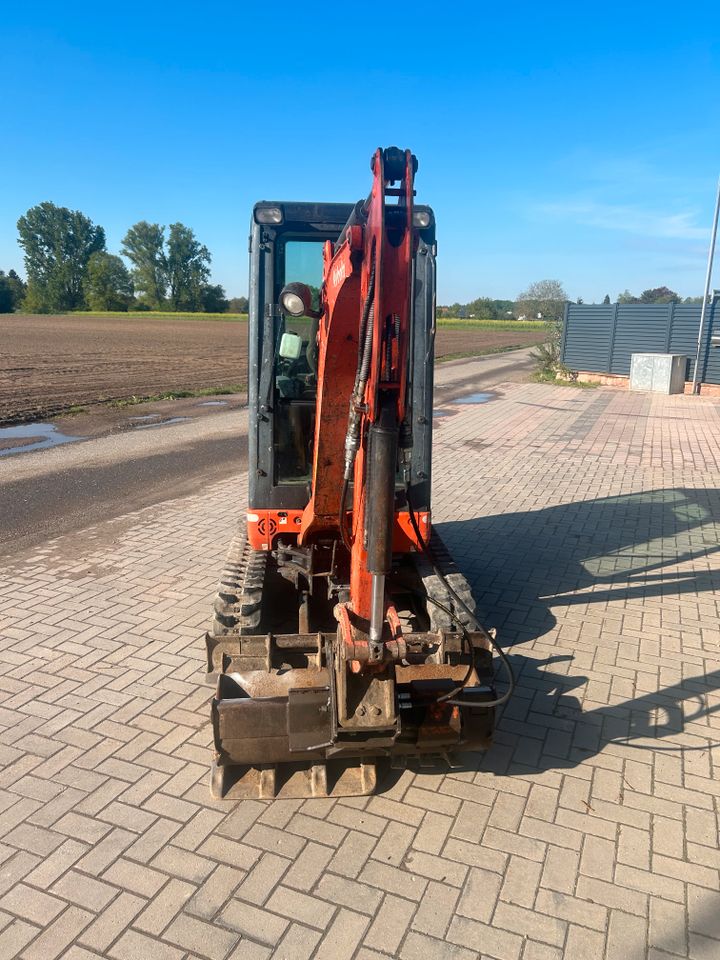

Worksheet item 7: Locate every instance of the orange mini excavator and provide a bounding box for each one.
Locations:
[206,147,512,799]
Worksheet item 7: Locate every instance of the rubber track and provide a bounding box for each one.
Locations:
[414,529,477,632]
[211,526,268,636]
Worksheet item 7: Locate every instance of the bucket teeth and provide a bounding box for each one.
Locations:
[210,760,378,800]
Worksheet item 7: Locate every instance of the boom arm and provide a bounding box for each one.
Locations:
[298,147,418,659]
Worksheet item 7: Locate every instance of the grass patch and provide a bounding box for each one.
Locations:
[436,344,530,363]
[61,405,90,416]
[108,384,246,407]
[532,371,599,388]
[437,318,545,331]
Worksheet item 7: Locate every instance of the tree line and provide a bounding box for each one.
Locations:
[439,283,703,319]
[0,201,249,314]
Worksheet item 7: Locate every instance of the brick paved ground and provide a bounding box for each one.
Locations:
[1,381,720,960]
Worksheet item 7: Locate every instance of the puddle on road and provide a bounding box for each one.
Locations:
[452,392,496,405]
[0,422,83,457]
[198,400,228,407]
[133,416,192,429]
[129,414,160,421]
[433,409,453,418]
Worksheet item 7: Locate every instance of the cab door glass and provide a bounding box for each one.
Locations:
[274,240,324,483]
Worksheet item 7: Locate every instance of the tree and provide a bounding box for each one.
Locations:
[166,223,211,310]
[603,294,611,305]
[201,283,228,313]
[17,202,105,312]
[517,280,569,379]
[0,274,14,313]
[640,286,680,304]
[515,279,568,322]
[84,252,134,311]
[0,270,26,312]
[228,296,249,314]
[618,287,681,305]
[617,289,640,304]
[121,222,167,308]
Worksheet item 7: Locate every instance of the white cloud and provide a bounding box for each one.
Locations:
[536,198,709,241]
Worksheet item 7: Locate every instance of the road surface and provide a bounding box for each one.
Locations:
[0,349,534,558]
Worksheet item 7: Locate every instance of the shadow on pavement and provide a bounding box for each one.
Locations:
[434,487,720,771]
[438,486,720,650]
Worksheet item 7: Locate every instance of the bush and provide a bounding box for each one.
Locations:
[530,316,570,379]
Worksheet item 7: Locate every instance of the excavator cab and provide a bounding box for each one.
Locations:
[245,201,436,532]
[206,152,501,800]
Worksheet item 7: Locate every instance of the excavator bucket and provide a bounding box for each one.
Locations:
[206,529,496,800]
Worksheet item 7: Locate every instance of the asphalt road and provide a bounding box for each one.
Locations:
[0,348,534,559]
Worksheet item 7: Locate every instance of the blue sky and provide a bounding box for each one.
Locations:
[2,2,718,303]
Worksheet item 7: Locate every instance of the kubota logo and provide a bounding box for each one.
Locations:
[332,262,346,288]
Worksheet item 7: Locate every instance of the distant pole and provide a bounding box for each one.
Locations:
[691,175,720,394]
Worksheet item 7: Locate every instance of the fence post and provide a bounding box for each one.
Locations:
[700,299,715,384]
[606,303,619,373]
[560,301,570,364]
[665,301,674,352]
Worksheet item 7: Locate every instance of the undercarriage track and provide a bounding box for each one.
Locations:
[210,525,479,642]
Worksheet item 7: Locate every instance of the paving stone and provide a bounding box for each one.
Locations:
[579,835,616,881]
[109,928,185,960]
[21,905,93,960]
[134,877,195,934]
[605,909,648,960]
[219,900,289,947]
[101,857,168,898]
[272,923,321,960]
[499,856,543,908]
[265,886,335,929]
[363,893,415,955]
[235,853,290,907]
[150,844,214,883]
[457,866,502,923]
[313,908,369,960]
[649,896,687,955]
[0,883,65,926]
[2,385,720,960]
[163,911,239,959]
[78,892,145,952]
[411,880,459,938]
[283,842,333,891]
[359,861,428,902]
[563,925,605,960]
[493,901,567,948]
[447,915,523,960]
[0,919,40,959]
[51,870,118,911]
[186,864,243,920]
[315,872,383,915]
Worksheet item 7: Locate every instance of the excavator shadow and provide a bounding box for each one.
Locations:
[424,486,720,779]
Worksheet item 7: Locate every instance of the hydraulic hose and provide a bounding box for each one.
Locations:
[339,252,377,547]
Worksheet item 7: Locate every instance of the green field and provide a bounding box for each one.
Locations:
[437,317,546,331]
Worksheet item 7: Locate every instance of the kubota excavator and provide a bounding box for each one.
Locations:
[206,147,512,799]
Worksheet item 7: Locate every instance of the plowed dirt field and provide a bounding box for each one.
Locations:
[1,314,545,423]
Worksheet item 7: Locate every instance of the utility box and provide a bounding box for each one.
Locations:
[630,353,687,394]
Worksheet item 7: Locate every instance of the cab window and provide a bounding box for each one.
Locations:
[274,240,324,483]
